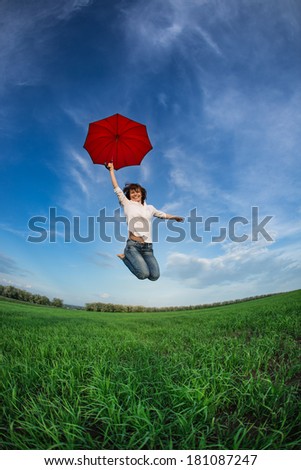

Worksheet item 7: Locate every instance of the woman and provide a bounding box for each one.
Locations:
[106,163,184,281]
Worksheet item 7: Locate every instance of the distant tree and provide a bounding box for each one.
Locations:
[32,294,51,305]
[52,298,64,308]
[18,289,33,302]
[3,286,19,299]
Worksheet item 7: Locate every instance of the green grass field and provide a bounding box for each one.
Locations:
[0,290,300,450]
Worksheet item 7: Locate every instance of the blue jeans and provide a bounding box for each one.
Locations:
[122,239,160,281]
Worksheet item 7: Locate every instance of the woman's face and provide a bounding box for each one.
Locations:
[129,188,142,203]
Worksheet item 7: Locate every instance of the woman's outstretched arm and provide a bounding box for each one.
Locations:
[164,214,184,222]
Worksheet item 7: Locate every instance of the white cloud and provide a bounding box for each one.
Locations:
[165,241,301,294]
[0,277,32,289]
[98,292,110,299]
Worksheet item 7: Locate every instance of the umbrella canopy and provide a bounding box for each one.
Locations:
[83,113,153,170]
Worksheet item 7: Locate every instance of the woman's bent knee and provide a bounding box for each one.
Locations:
[136,271,149,280]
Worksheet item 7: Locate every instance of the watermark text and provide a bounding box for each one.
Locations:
[27,207,273,244]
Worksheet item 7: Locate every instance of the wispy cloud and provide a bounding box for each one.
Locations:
[0,0,92,92]
[0,253,20,275]
[202,87,301,211]
[121,0,300,66]
[53,145,107,215]
[161,85,301,222]
[0,223,27,239]
[163,145,217,209]
[119,0,301,223]
[90,252,114,269]
[0,252,30,276]
[194,25,223,57]
[121,0,223,62]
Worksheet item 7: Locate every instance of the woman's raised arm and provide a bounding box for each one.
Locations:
[106,162,118,189]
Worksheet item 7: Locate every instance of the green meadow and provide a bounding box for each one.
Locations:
[0,290,300,450]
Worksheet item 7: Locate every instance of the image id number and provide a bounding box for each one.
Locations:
[187,454,258,466]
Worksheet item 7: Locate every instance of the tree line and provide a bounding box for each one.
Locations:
[85,293,276,313]
[0,283,283,313]
[0,285,63,307]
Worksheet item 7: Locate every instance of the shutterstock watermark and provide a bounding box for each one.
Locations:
[27,207,274,244]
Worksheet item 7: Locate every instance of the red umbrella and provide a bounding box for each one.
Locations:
[83,113,153,170]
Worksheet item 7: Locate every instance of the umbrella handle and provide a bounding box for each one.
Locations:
[105,161,113,170]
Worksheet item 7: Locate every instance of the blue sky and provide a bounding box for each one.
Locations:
[1,0,300,307]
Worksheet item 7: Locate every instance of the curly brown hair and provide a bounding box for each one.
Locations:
[123,183,147,204]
